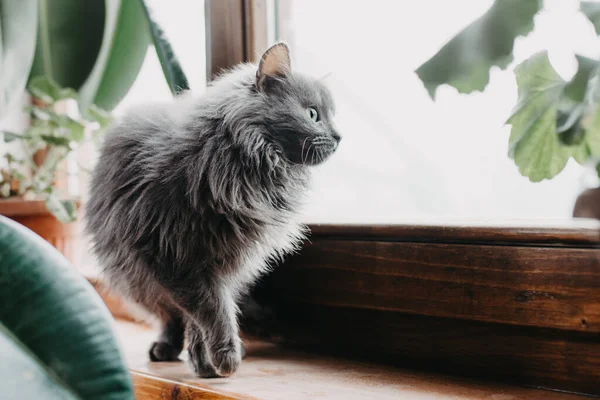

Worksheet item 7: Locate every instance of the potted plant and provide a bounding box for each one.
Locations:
[416,0,600,218]
[0,77,111,263]
[0,0,188,261]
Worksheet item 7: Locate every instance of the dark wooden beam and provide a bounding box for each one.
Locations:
[245,221,600,396]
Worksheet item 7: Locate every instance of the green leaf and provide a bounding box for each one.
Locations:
[44,193,77,223]
[508,53,600,178]
[28,76,61,103]
[78,0,151,112]
[28,76,78,103]
[581,1,600,35]
[556,104,585,146]
[0,182,10,197]
[563,55,599,102]
[2,131,23,142]
[139,0,189,95]
[86,104,113,127]
[0,0,38,118]
[58,87,79,100]
[61,118,85,142]
[0,216,134,399]
[416,0,542,99]
[507,52,574,181]
[39,135,72,147]
[584,105,600,157]
[29,0,105,91]
[1,328,78,399]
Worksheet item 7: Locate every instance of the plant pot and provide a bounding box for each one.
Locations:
[573,187,600,220]
[0,198,81,265]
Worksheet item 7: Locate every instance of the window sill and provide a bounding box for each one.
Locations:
[89,219,600,397]
[114,319,585,400]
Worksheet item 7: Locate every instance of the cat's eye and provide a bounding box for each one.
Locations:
[307,107,319,122]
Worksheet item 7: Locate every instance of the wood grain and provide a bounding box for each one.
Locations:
[132,371,251,400]
[307,220,600,246]
[0,199,51,217]
[247,302,600,396]
[245,223,600,396]
[243,0,269,62]
[116,320,585,400]
[266,240,600,332]
[205,0,247,80]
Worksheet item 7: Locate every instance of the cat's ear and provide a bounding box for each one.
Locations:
[256,42,291,91]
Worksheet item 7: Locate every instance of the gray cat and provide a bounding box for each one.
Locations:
[85,43,340,377]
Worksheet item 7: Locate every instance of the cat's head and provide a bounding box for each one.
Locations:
[254,43,341,166]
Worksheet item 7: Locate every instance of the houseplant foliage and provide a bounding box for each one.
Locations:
[416,0,600,182]
[0,0,38,119]
[0,215,134,399]
[0,0,189,116]
[0,0,189,222]
[1,77,112,223]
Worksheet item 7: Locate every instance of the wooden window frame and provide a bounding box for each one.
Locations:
[205,1,600,396]
[205,0,270,79]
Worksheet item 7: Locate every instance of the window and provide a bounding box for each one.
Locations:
[268,0,600,223]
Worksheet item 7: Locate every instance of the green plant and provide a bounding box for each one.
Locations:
[0,0,189,222]
[0,215,134,399]
[1,77,112,222]
[0,0,189,116]
[416,0,600,182]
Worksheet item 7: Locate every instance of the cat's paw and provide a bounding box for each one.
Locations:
[188,341,219,378]
[149,341,182,362]
[211,339,242,377]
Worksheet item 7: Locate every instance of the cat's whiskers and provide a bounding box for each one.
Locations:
[316,145,324,164]
[301,137,310,165]
[306,141,317,165]
[309,137,335,163]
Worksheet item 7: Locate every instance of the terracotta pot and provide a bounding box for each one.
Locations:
[0,198,81,265]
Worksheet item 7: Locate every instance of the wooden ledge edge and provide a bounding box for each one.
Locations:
[131,370,254,400]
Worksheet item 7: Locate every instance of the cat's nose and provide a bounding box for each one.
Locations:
[332,132,342,144]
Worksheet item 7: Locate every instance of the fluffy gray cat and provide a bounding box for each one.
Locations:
[85,43,340,377]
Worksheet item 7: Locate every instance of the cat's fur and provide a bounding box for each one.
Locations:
[85,43,340,377]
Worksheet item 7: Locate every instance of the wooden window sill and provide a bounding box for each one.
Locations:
[88,219,600,397]
[115,319,586,400]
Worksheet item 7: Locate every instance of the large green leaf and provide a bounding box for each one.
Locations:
[30,0,105,91]
[507,52,600,182]
[0,0,38,118]
[563,55,599,102]
[0,216,133,399]
[1,328,78,399]
[140,0,189,95]
[581,1,600,35]
[416,0,542,99]
[78,0,151,112]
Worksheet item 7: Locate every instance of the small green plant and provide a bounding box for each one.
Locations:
[0,1,188,223]
[416,0,600,183]
[1,77,112,223]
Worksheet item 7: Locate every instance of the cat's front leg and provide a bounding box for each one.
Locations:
[152,269,243,377]
[194,283,243,377]
[171,280,242,377]
[185,320,219,378]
